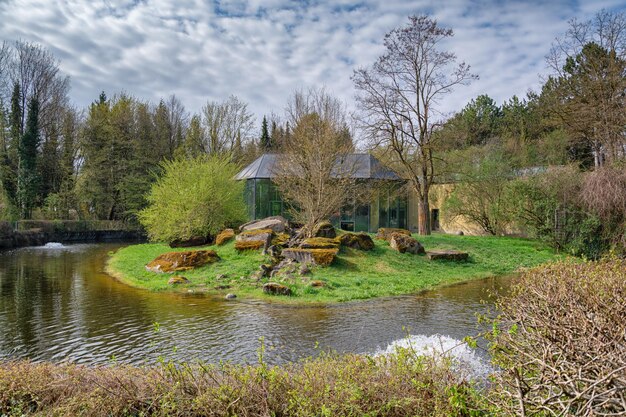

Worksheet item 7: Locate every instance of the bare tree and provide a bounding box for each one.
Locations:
[352,15,477,235]
[201,95,254,157]
[545,10,626,166]
[273,88,358,238]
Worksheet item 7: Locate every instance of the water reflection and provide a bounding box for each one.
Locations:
[0,244,512,365]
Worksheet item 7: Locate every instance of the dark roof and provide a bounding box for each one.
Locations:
[235,153,402,181]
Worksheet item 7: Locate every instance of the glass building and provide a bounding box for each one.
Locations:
[235,154,408,233]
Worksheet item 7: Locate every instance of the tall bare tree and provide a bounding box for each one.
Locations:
[201,95,254,157]
[273,88,357,237]
[352,15,477,235]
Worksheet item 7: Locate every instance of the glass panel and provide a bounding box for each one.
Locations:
[378,192,389,228]
[244,180,255,219]
[255,179,270,219]
[355,204,369,232]
[398,195,407,229]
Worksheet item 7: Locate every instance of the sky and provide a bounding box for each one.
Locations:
[1,0,625,124]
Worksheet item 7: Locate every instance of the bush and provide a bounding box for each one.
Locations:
[487,259,626,416]
[139,156,247,243]
[0,350,489,416]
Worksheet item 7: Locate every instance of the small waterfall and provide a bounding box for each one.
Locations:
[375,334,492,382]
[42,242,66,249]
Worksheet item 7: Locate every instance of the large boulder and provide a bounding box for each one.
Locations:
[338,233,374,251]
[427,250,469,261]
[169,235,212,248]
[262,282,292,296]
[376,228,411,241]
[240,216,288,234]
[146,250,220,273]
[299,237,340,249]
[312,220,336,238]
[389,233,425,255]
[235,229,273,252]
[282,248,338,266]
[215,229,235,245]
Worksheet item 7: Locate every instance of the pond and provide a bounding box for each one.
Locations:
[0,243,513,365]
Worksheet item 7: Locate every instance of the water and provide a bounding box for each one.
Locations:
[0,243,513,366]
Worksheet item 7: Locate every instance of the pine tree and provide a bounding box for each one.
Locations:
[260,115,271,150]
[17,97,40,219]
[0,83,22,207]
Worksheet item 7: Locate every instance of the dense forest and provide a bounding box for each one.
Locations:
[0,11,624,256]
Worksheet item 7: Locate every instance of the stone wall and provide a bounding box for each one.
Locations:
[0,221,145,250]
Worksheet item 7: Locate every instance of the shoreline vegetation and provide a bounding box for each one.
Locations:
[106,233,560,303]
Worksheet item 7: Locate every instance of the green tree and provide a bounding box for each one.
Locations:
[260,115,271,150]
[138,155,246,243]
[17,97,40,218]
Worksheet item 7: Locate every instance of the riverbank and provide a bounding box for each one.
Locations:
[0,344,489,417]
[0,220,145,250]
[107,234,560,303]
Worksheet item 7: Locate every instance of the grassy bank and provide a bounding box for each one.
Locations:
[107,234,559,303]
[0,349,489,417]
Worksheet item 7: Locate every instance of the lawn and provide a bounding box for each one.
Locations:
[106,233,560,303]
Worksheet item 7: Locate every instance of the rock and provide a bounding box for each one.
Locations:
[265,245,283,259]
[259,264,273,277]
[214,284,231,290]
[376,228,411,241]
[312,220,336,238]
[338,233,374,251]
[216,273,228,280]
[215,229,235,245]
[146,250,220,273]
[389,234,425,255]
[299,237,340,249]
[270,233,291,247]
[310,280,325,287]
[240,216,288,234]
[427,250,469,261]
[282,248,338,266]
[262,282,292,296]
[298,264,311,276]
[235,229,273,252]
[270,259,298,278]
[250,270,265,281]
[234,241,265,251]
[456,231,465,236]
[167,275,189,285]
[225,293,237,300]
[169,235,212,248]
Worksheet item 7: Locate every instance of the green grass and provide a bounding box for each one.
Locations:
[106,233,561,303]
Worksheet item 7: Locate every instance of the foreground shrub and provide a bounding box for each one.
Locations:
[138,155,247,243]
[487,259,626,416]
[0,350,489,416]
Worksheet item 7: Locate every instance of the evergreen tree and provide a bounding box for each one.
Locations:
[0,83,22,207]
[260,115,271,150]
[17,97,40,219]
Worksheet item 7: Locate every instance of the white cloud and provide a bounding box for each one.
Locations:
[0,0,623,128]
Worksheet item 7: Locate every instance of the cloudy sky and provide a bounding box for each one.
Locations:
[1,0,625,122]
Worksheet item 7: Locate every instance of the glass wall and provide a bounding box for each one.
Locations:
[243,179,407,232]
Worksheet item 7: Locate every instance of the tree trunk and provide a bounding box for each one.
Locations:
[417,195,431,235]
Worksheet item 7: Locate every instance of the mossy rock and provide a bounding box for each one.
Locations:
[238,228,274,237]
[216,229,235,245]
[312,220,336,238]
[376,228,411,241]
[271,233,291,246]
[299,237,340,249]
[282,248,338,266]
[389,233,425,255]
[167,275,189,285]
[146,250,220,273]
[338,233,374,251]
[234,240,265,252]
[262,282,292,296]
